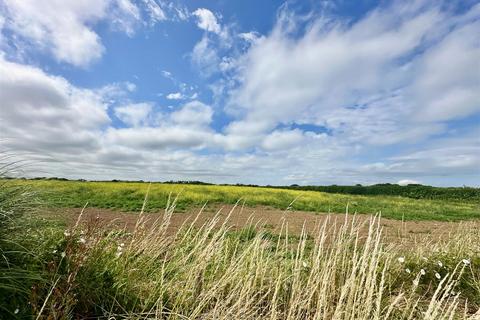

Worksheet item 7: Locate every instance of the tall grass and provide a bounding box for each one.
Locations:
[27,198,480,319]
[0,156,45,318]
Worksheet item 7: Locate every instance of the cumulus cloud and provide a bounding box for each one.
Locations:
[0,0,142,66]
[104,127,211,149]
[0,56,109,153]
[115,103,153,127]
[397,179,421,186]
[192,8,221,34]
[238,31,263,43]
[166,92,184,100]
[261,130,304,151]
[0,57,227,180]
[170,101,213,127]
[0,0,182,67]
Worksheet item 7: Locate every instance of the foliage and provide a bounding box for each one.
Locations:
[9,206,480,319]
[0,168,45,318]
[5,179,480,221]
[281,183,480,202]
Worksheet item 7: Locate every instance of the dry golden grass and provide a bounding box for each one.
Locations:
[31,195,480,319]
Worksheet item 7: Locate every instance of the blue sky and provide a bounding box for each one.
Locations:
[0,0,479,186]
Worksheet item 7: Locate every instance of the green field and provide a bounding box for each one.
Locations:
[9,179,480,221]
[2,179,480,319]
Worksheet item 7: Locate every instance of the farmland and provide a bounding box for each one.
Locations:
[1,178,480,319]
[8,179,480,221]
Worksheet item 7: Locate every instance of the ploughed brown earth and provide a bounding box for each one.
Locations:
[41,204,478,245]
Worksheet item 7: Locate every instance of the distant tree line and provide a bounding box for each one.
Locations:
[277,183,480,201]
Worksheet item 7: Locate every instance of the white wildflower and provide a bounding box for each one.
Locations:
[405,268,411,274]
[302,261,308,268]
[462,259,470,266]
[63,231,71,237]
[420,269,426,275]
[120,243,125,247]
[14,308,19,314]
[437,261,443,267]
[397,256,405,263]
[117,246,123,252]
[61,252,66,258]
[435,272,441,279]
[78,238,86,244]
[52,250,57,254]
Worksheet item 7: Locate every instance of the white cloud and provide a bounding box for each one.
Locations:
[104,126,211,149]
[125,82,137,92]
[171,101,213,127]
[161,70,173,78]
[142,0,166,23]
[0,0,144,67]
[193,8,221,34]
[226,1,480,147]
[261,129,305,151]
[238,31,263,43]
[0,56,109,153]
[397,179,421,186]
[191,36,220,76]
[410,20,480,122]
[0,0,179,67]
[115,103,153,127]
[106,100,215,151]
[166,92,184,100]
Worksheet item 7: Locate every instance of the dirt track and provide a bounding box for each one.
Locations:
[40,204,478,244]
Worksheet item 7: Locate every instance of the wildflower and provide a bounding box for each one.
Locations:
[78,238,86,244]
[61,252,66,258]
[397,256,405,263]
[462,259,470,266]
[120,243,125,247]
[437,261,443,267]
[302,261,308,268]
[52,249,57,254]
[14,308,19,314]
[435,272,441,279]
[420,269,426,275]
[63,231,71,237]
[405,268,411,274]
[116,244,124,258]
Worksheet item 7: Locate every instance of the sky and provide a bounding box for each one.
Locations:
[0,0,479,186]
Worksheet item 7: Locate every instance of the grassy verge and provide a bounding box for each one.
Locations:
[4,201,480,319]
[8,179,480,221]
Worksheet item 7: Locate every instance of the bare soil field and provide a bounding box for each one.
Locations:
[41,204,476,245]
